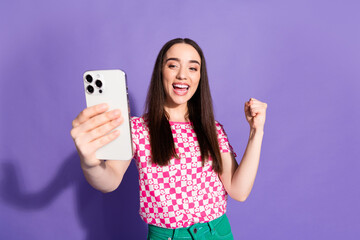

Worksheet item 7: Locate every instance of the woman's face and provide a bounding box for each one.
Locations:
[162,43,201,109]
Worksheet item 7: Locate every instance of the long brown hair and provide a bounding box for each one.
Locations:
[145,38,223,174]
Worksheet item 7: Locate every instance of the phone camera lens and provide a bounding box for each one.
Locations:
[95,80,103,88]
[87,85,94,94]
[85,74,93,83]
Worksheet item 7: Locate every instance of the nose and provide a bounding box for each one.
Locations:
[176,66,187,80]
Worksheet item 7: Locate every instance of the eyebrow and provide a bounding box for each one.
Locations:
[165,57,201,66]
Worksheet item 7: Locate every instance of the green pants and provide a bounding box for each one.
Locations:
[147,214,234,240]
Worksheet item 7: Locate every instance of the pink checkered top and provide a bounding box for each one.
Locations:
[131,116,237,229]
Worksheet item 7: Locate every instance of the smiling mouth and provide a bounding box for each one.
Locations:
[172,84,189,90]
[172,84,189,96]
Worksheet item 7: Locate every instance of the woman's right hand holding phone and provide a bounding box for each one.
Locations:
[70,103,123,169]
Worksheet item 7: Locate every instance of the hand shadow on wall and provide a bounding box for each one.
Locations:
[0,154,147,240]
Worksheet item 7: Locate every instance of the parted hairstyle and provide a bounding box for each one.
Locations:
[145,38,223,174]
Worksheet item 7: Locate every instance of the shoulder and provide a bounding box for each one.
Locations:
[214,120,222,127]
[131,116,148,131]
[214,120,224,131]
[131,116,141,124]
[214,120,229,137]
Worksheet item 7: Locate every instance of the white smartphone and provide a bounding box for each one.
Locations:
[83,69,133,161]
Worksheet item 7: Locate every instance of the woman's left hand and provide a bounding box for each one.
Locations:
[244,98,267,131]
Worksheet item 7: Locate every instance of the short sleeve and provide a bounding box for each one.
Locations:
[215,121,237,158]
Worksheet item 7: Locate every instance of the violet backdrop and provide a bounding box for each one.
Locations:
[1,0,359,239]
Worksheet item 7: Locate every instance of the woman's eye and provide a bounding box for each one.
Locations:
[189,67,198,71]
[169,64,177,68]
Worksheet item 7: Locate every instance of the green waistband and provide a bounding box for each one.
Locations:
[148,214,227,236]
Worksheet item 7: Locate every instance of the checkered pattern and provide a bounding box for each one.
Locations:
[131,117,237,229]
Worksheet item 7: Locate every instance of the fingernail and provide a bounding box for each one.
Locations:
[113,109,120,116]
[98,103,108,110]
[115,117,123,123]
[112,130,120,136]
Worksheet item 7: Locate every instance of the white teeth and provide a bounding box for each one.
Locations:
[173,84,189,89]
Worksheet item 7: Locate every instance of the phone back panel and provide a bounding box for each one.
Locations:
[83,69,133,160]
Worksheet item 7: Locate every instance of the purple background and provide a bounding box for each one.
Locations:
[1,0,359,239]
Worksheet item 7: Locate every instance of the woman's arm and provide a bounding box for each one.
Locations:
[71,103,132,193]
[81,160,132,193]
[219,97,267,201]
[220,128,264,201]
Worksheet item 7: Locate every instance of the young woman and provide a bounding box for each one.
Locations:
[71,38,267,239]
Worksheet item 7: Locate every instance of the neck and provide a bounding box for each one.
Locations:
[164,104,189,122]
